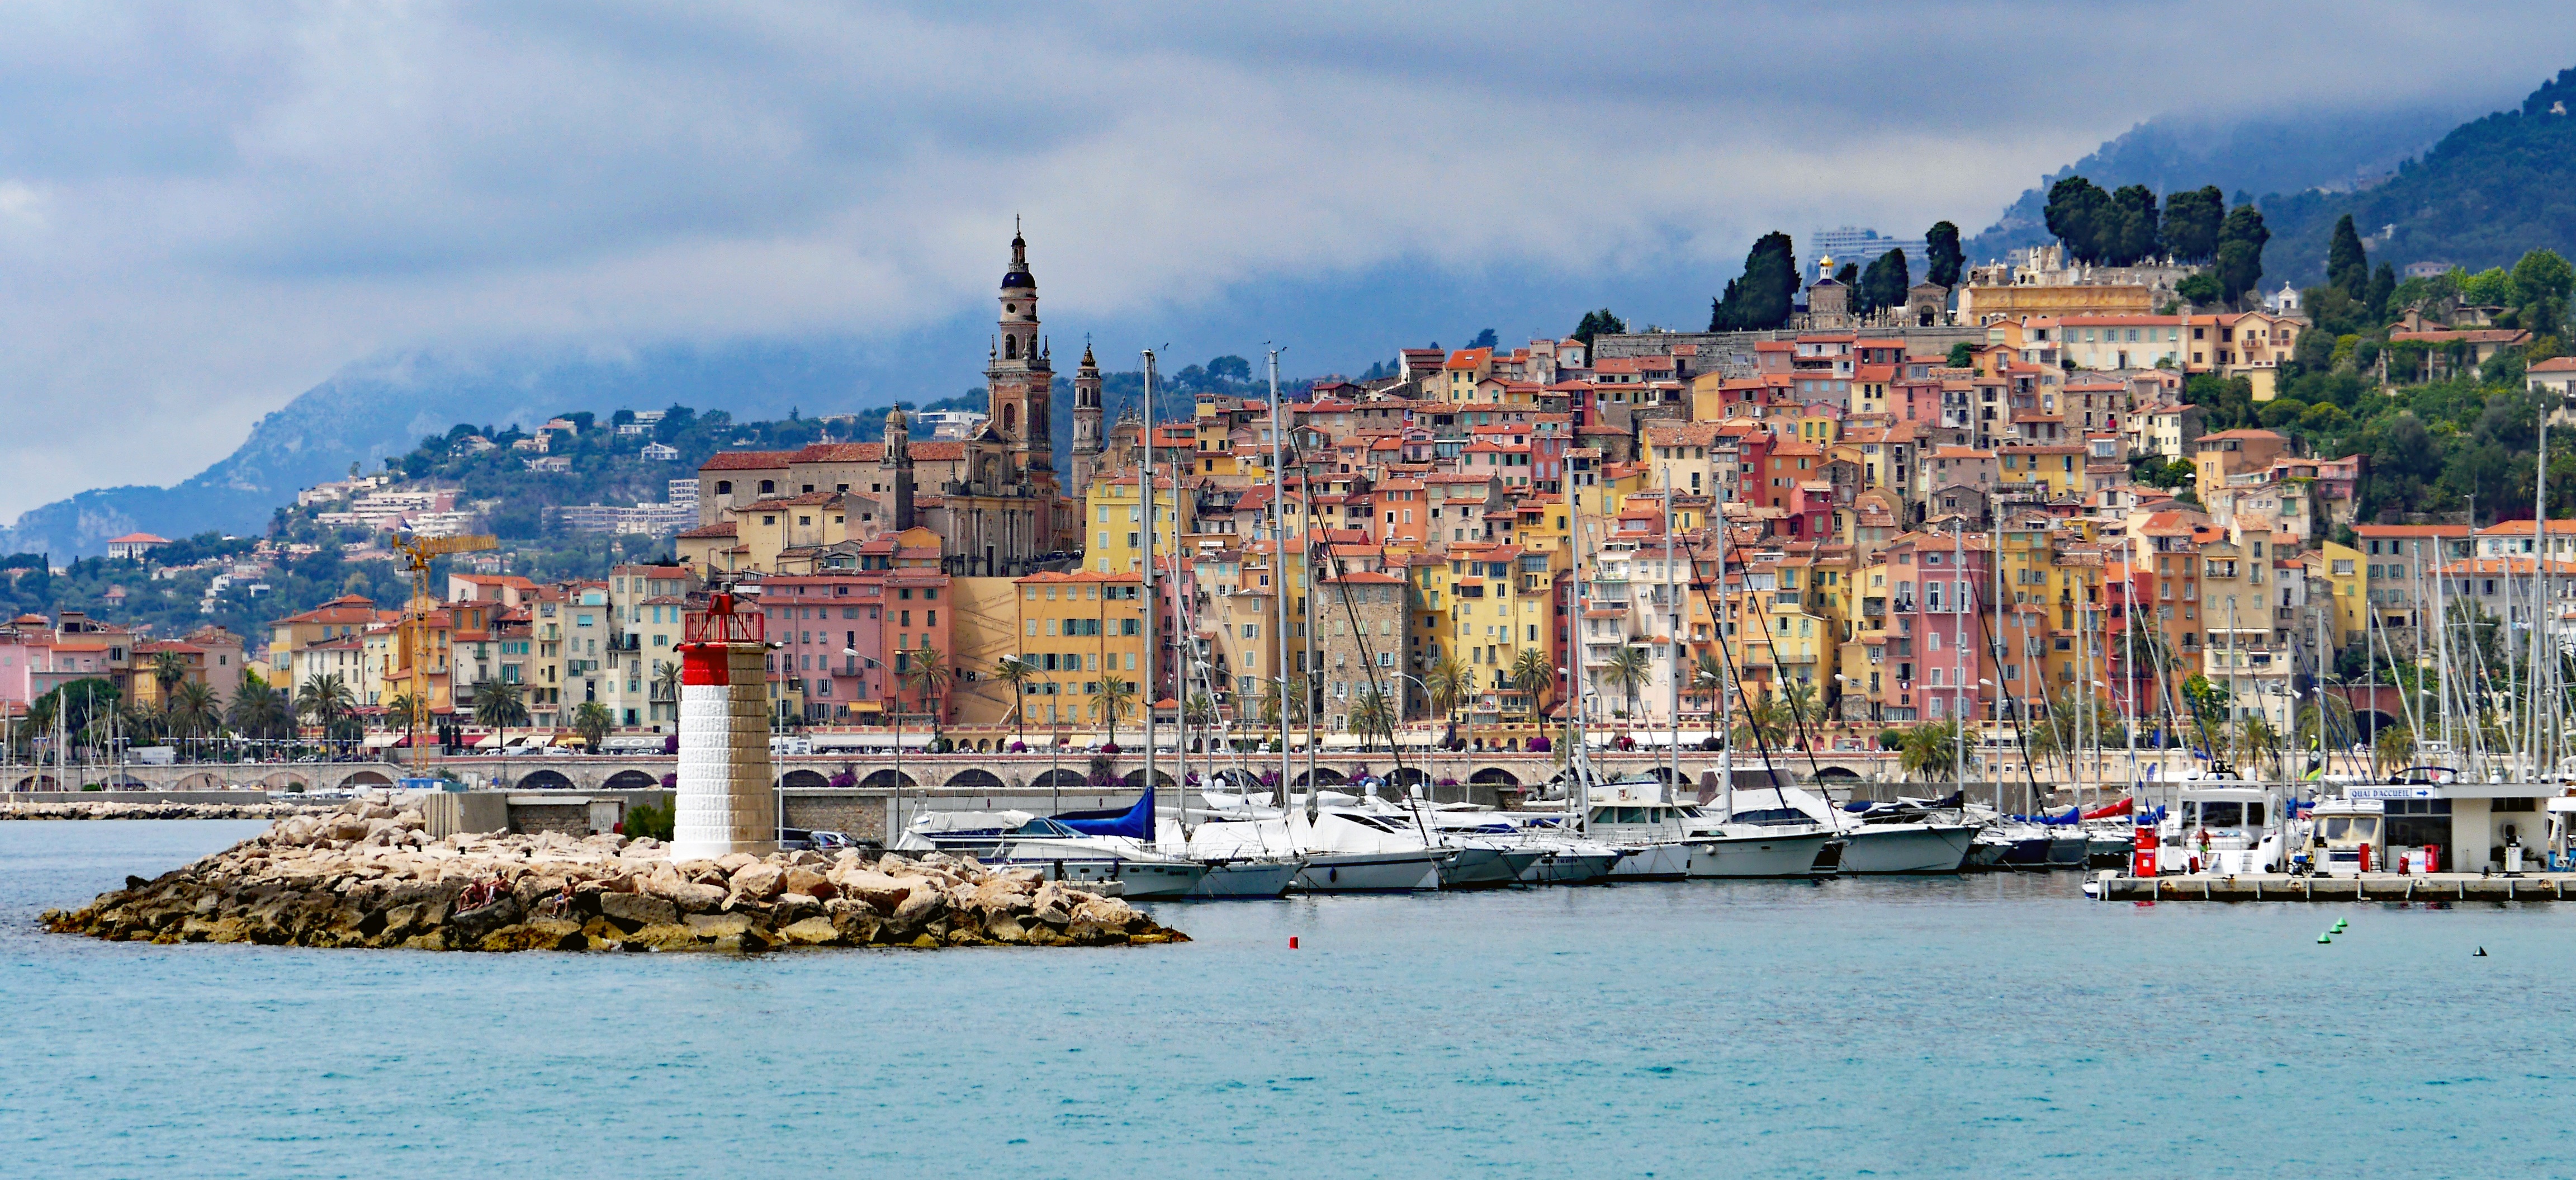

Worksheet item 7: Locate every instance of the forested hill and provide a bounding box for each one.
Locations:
[2261,69,2576,284]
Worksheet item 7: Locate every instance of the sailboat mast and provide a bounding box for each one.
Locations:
[1664,469,1678,804]
[1140,350,1159,841]
[1716,507,1732,823]
[1268,349,1292,819]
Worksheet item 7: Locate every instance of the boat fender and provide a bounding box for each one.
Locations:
[1289,937,1299,950]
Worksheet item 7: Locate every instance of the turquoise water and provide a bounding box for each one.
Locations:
[4,820,2570,1178]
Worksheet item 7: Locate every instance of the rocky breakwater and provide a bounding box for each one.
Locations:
[40,803,1188,952]
[4,798,319,820]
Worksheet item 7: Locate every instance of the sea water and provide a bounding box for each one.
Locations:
[4,820,2571,1178]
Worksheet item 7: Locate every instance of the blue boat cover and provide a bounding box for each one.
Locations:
[2008,805,2083,825]
[1055,786,1153,839]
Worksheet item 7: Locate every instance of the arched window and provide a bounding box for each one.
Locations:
[759,480,775,494]
[1005,335,1018,360]
[1003,404,1017,432]
[715,480,732,494]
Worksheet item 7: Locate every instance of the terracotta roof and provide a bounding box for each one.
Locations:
[699,451,797,471]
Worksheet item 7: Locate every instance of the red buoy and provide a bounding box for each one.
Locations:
[1289,937,1299,950]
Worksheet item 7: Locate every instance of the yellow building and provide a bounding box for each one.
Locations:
[2316,541,2366,648]
[1015,570,1148,730]
[941,575,1029,727]
[1999,445,2087,499]
[1086,474,1191,575]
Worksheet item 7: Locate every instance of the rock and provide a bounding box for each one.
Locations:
[652,879,726,913]
[714,852,759,874]
[883,884,946,939]
[684,913,755,938]
[825,899,881,944]
[479,920,585,952]
[599,892,679,931]
[778,917,842,946]
[782,866,833,899]
[622,923,704,951]
[835,871,917,915]
[446,895,524,948]
[326,816,372,842]
[727,861,785,901]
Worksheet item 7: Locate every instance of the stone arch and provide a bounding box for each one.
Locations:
[946,767,1007,792]
[1469,767,1521,787]
[778,768,830,790]
[860,768,917,790]
[514,768,576,791]
[261,771,311,793]
[1292,767,1346,787]
[336,768,396,791]
[14,773,59,790]
[172,771,224,791]
[602,770,661,790]
[1028,768,1086,792]
[2355,711,2398,739]
[1120,768,1179,789]
[96,772,149,790]
[1811,766,1863,781]
[1387,767,1431,791]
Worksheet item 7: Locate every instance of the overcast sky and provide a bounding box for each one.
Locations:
[1,1,2570,518]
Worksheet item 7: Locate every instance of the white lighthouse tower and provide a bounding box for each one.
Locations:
[670,591,776,858]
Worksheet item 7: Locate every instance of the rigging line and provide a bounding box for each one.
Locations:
[1679,525,1794,794]
[1964,555,2049,809]
[1698,509,1828,782]
[1320,543,1428,844]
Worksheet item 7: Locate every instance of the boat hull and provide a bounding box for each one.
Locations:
[1186,859,1300,899]
[1684,830,1840,879]
[1518,848,1620,885]
[1606,842,1696,881]
[1112,858,1214,898]
[1438,846,1541,890]
[1293,851,1447,893]
[1835,824,1979,875]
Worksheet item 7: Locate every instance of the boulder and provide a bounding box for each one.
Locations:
[727,861,785,901]
[622,923,704,951]
[446,894,524,948]
[825,899,881,944]
[835,871,916,915]
[782,866,834,899]
[684,913,755,938]
[599,892,679,931]
[883,885,946,939]
[778,917,843,946]
[479,920,585,952]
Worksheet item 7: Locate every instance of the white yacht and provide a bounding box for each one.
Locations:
[1745,786,1981,875]
[896,810,1213,898]
[1581,775,1840,880]
[1181,809,1451,893]
[2155,785,2286,875]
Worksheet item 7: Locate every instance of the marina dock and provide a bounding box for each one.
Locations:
[2096,872,2576,901]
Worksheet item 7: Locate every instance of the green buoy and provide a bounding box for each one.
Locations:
[2318,932,2332,943]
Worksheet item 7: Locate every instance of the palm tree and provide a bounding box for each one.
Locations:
[571,701,614,752]
[1348,686,1396,747]
[149,650,190,706]
[1427,653,1471,743]
[296,673,358,743]
[1778,677,1822,747]
[1900,719,1962,783]
[650,660,681,721]
[993,655,1037,744]
[902,646,953,735]
[1091,674,1135,748]
[472,679,528,754]
[226,680,291,745]
[384,692,424,737]
[2373,724,2416,778]
[1509,646,1555,720]
[1604,644,1653,721]
[2235,713,2281,779]
[1731,684,1792,752]
[1690,650,1726,717]
[168,680,221,747]
[1184,691,1218,752]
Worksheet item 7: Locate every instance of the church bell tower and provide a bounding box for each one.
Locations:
[986,227,1055,494]
[1071,342,1105,493]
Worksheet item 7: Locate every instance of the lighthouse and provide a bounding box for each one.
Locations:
[670,590,776,858]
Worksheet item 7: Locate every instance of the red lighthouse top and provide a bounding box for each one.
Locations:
[678,591,766,686]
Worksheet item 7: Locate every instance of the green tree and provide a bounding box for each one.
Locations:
[1090,674,1135,748]
[2512,248,2575,338]
[1427,653,1472,740]
[471,679,528,757]
[1858,247,1910,318]
[2044,176,2110,262]
[1604,644,1653,719]
[2162,186,2225,261]
[993,655,1036,743]
[1900,719,1962,782]
[1945,341,1976,369]
[2366,262,2397,322]
[1711,232,1798,331]
[650,660,681,709]
[1348,686,1396,746]
[2326,213,2370,297]
[902,646,953,733]
[295,673,359,740]
[225,679,290,741]
[167,679,221,742]
[2215,204,2271,305]
[2175,272,2223,307]
[1509,646,1555,719]
[1572,308,1627,346]
[148,650,190,701]
[2104,183,2161,265]
[1925,220,1963,287]
[1731,684,1791,751]
[572,701,613,752]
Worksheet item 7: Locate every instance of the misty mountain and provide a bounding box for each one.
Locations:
[1966,102,2489,262]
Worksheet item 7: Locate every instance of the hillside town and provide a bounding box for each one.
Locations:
[2,220,2570,772]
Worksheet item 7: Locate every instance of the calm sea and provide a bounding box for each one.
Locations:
[3,820,2569,1178]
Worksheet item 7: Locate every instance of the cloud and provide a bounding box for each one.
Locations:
[0,1,2570,516]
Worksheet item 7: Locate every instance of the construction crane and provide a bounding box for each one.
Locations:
[390,531,497,762]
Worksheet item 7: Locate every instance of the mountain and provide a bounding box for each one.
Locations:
[1966,102,2488,261]
[2258,68,2576,286]
[0,339,924,560]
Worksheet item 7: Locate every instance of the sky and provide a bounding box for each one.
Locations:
[2,1,2573,519]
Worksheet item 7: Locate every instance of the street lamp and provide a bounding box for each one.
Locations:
[846,646,899,838]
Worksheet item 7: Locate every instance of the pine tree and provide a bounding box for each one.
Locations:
[2163,186,2226,261]
[2215,205,2271,305]
[2327,214,2370,298]
[1925,220,1963,287]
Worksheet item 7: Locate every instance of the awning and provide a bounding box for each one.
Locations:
[362,733,405,749]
